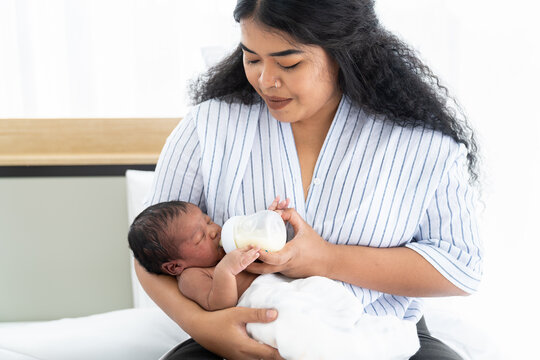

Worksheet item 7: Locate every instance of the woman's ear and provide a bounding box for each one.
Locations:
[161,259,186,276]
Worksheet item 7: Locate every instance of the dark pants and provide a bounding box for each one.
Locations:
[162,316,462,360]
[411,317,463,360]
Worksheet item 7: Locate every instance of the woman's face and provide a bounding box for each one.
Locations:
[240,18,342,125]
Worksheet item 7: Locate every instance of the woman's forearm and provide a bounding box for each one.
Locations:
[134,260,203,330]
[322,244,468,297]
[251,209,469,297]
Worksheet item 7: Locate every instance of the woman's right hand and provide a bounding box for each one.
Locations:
[247,208,331,279]
[268,196,290,211]
[191,306,284,360]
[135,260,283,359]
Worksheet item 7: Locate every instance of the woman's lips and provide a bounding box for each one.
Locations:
[264,95,293,110]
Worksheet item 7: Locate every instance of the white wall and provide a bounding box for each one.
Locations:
[0,0,238,118]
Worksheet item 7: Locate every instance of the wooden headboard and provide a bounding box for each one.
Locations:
[0,118,180,166]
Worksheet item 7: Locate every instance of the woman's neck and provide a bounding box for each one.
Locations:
[291,92,342,147]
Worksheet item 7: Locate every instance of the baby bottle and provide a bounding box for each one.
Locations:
[220,210,286,254]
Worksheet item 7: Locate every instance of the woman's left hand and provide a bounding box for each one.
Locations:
[246,208,332,279]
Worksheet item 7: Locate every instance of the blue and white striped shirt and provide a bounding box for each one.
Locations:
[148,96,483,322]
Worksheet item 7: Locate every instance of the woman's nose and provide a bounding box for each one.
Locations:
[259,66,276,89]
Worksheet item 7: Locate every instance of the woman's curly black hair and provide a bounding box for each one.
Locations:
[190,0,479,183]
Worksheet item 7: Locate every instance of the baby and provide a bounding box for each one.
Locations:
[128,198,420,359]
[128,197,288,310]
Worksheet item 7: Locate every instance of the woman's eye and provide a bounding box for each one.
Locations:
[280,62,300,70]
[247,59,260,65]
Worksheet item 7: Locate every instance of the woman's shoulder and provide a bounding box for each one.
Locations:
[184,98,263,155]
[367,115,466,174]
[334,98,466,167]
[187,98,263,124]
[403,126,468,183]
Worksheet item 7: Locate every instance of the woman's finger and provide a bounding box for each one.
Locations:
[245,260,279,274]
[257,248,289,265]
[276,199,287,210]
[268,196,280,211]
[236,308,283,359]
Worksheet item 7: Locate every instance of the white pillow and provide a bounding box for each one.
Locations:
[125,169,159,308]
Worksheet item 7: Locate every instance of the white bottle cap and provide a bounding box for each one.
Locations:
[220,216,239,254]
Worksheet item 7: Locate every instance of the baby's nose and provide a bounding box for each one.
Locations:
[210,226,221,238]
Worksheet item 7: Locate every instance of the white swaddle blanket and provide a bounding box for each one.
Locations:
[238,274,420,360]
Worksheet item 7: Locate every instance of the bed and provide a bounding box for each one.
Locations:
[0,170,502,360]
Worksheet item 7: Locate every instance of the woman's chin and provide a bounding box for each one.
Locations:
[268,108,297,124]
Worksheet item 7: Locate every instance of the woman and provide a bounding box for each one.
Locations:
[137,0,483,359]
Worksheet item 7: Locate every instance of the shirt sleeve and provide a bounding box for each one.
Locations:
[405,145,483,294]
[145,106,206,212]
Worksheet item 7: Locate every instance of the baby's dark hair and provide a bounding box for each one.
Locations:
[128,201,191,274]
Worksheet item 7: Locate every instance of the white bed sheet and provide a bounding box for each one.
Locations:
[0,308,188,360]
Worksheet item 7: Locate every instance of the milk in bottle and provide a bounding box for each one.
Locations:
[220,210,286,254]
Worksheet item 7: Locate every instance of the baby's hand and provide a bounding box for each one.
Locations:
[268,195,290,211]
[218,245,260,276]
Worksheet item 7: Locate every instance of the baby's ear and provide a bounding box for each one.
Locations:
[161,259,185,276]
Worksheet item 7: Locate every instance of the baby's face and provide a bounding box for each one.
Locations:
[169,204,225,268]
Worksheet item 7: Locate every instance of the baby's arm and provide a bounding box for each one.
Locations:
[210,246,260,309]
[179,246,260,311]
[178,268,214,310]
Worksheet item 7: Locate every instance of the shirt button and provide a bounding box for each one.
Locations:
[313,178,321,185]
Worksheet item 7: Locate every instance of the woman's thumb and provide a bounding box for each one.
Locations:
[280,208,304,233]
[243,308,278,323]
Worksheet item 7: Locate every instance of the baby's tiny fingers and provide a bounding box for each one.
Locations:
[241,250,260,267]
